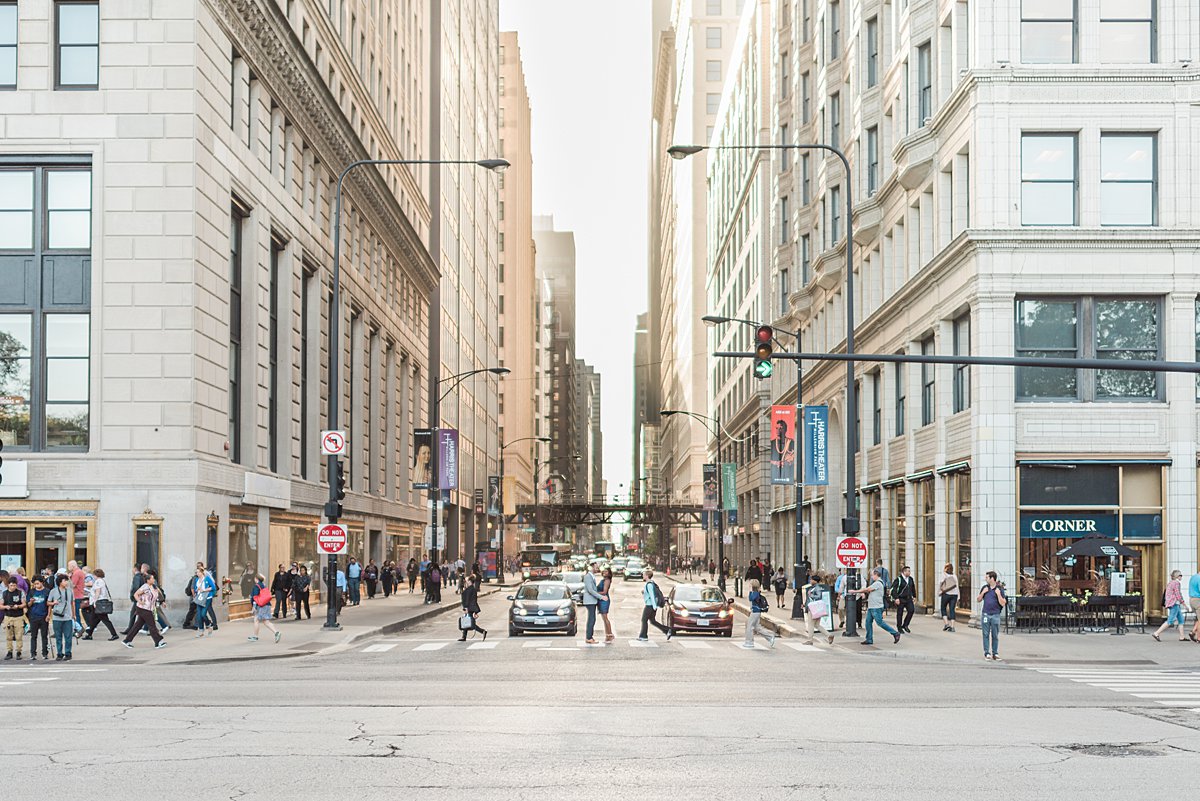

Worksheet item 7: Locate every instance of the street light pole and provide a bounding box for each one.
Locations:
[672,142,859,635]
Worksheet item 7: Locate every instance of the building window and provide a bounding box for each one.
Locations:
[229,203,246,464]
[829,0,840,59]
[1016,296,1160,401]
[802,0,811,42]
[706,92,720,114]
[780,51,789,97]
[0,161,92,452]
[1021,134,1076,226]
[952,313,970,412]
[780,125,790,171]
[894,359,905,436]
[706,0,722,14]
[871,370,881,445]
[706,59,722,81]
[801,72,810,123]
[55,1,99,89]
[1100,133,1155,226]
[920,336,935,426]
[867,126,879,194]
[779,195,790,244]
[917,42,932,123]
[866,16,879,87]
[829,92,840,149]
[779,268,790,316]
[1021,0,1075,64]
[800,234,811,284]
[1100,0,1154,63]
[800,154,811,203]
[829,185,841,243]
[706,27,721,49]
[0,3,16,89]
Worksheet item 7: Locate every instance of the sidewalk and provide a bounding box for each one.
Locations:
[79,578,516,666]
[662,575,1200,667]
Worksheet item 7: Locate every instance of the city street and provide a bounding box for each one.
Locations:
[6,589,1200,799]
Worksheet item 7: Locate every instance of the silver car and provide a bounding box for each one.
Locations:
[550,571,587,604]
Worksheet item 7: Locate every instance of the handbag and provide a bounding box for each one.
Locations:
[458,612,475,631]
[94,599,113,615]
[253,587,273,607]
[807,599,830,619]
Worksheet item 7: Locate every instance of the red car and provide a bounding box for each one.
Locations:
[665,583,734,636]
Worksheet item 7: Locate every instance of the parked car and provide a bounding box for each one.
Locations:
[550,571,587,603]
[508,582,578,636]
[664,583,734,636]
[623,560,646,581]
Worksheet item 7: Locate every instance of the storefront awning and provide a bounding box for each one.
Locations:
[905,470,934,482]
[936,461,971,475]
[880,477,905,489]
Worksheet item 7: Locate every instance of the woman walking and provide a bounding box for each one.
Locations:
[938,563,960,632]
[122,573,166,649]
[802,572,836,646]
[1153,570,1187,642]
[407,558,418,593]
[381,561,395,598]
[598,567,615,642]
[83,568,118,641]
[458,575,487,641]
[191,567,216,638]
[772,567,788,609]
[742,579,777,649]
[364,560,379,600]
[292,565,312,620]
[249,573,281,643]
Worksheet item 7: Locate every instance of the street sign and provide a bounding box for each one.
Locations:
[722,534,733,544]
[320,430,347,456]
[835,535,867,568]
[317,523,348,555]
[423,526,447,550]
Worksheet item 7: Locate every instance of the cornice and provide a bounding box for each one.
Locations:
[204,0,439,293]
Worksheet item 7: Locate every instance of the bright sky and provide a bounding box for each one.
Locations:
[499,0,651,502]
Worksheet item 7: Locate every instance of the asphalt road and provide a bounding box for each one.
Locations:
[6,584,1200,799]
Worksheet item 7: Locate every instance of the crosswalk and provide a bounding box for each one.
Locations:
[358,637,829,655]
[1031,667,1200,709]
[0,667,107,687]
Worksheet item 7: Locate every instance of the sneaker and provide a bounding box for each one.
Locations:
[15,653,21,660]
[3,653,11,661]
[992,654,1002,662]
[161,626,171,633]
[740,643,756,649]
[247,636,258,641]
[274,631,281,644]
[196,632,205,639]
[827,634,835,645]
[55,654,63,661]
[29,654,37,661]
[64,654,72,661]
[635,636,649,642]
[107,635,119,641]
[860,641,873,646]
[206,629,213,637]
[665,629,673,641]
[123,642,133,649]
[768,635,777,649]
[155,641,167,649]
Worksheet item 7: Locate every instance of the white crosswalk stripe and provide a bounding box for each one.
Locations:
[358,637,832,654]
[467,641,498,650]
[1031,667,1200,710]
[413,642,448,651]
[362,643,397,653]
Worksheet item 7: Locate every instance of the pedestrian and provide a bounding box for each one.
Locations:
[772,567,788,609]
[874,558,890,588]
[742,578,777,649]
[744,560,763,584]
[976,571,1007,661]
[292,565,312,620]
[191,566,216,638]
[418,554,429,595]
[938,563,959,632]
[68,559,87,627]
[636,568,672,642]
[407,558,418,594]
[364,560,379,599]
[833,569,846,628]
[12,567,29,594]
[83,568,118,641]
[458,575,487,641]
[126,563,149,634]
[25,577,50,661]
[347,557,362,605]
[48,574,76,660]
[249,573,281,643]
[148,570,171,633]
[1152,570,1187,642]
[599,567,615,643]
[2,576,26,660]
[271,564,291,619]
[122,573,166,650]
[849,568,901,646]
[891,565,916,634]
[335,564,348,611]
[802,572,836,646]
[427,561,442,604]
[1189,566,1200,643]
[381,561,395,598]
[582,562,603,644]
[708,559,716,580]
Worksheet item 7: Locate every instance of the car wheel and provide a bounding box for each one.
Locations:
[508,625,519,637]
[567,623,577,637]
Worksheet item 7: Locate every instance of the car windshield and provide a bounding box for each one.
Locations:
[516,584,569,601]
[519,551,558,567]
[674,587,726,603]
[627,560,643,568]
[612,558,628,565]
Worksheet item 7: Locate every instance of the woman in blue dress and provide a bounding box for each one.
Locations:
[598,568,614,642]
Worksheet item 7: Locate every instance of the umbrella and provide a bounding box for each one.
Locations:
[1055,535,1137,559]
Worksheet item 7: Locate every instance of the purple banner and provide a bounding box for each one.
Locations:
[438,429,459,490]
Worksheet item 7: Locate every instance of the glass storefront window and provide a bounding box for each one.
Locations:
[290,525,321,593]
[889,485,906,574]
[0,314,32,447]
[917,480,936,606]
[0,527,25,572]
[951,473,972,610]
[134,524,159,575]
[1020,464,1118,506]
[229,515,258,601]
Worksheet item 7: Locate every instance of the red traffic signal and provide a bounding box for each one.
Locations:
[755,325,773,344]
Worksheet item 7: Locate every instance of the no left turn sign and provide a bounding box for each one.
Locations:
[321,430,347,456]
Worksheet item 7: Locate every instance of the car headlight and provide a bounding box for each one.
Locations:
[557,605,571,616]
[718,609,728,618]
[514,604,527,614]
[675,607,689,617]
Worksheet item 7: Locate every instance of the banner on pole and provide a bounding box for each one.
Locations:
[487,475,501,516]
[721,462,736,509]
[803,405,829,486]
[438,429,459,490]
[702,464,717,510]
[412,429,433,489]
[769,405,797,485]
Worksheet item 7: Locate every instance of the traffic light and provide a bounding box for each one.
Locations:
[753,325,774,379]
[325,459,347,520]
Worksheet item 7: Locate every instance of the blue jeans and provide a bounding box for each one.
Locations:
[348,578,361,604]
[981,612,1002,655]
[52,620,73,656]
[585,604,597,639]
[864,607,898,644]
[195,602,211,632]
[1167,605,1185,627]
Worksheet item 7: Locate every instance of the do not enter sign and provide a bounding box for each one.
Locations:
[835,536,867,568]
[317,523,348,555]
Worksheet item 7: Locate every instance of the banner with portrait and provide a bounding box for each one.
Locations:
[412,429,433,489]
[702,463,718,510]
[770,405,797,485]
[487,475,501,516]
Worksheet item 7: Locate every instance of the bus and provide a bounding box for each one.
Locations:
[593,541,617,560]
[518,543,572,581]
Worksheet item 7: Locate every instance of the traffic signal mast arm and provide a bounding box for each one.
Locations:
[715,350,1200,374]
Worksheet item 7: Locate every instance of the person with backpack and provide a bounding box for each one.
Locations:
[26,577,51,661]
[83,568,118,641]
[636,568,672,642]
[848,568,901,646]
[127,563,149,633]
[248,573,281,643]
[772,567,788,609]
[743,578,777,649]
[891,565,916,634]
[977,571,1007,660]
[2,576,26,660]
[381,560,395,598]
[121,573,166,650]
[428,562,443,604]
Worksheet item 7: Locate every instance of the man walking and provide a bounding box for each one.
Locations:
[68,560,87,626]
[636,568,672,642]
[849,568,901,646]
[2,577,26,660]
[977,571,1007,660]
[891,565,916,634]
[582,563,604,644]
[271,564,292,619]
[874,558,890,589]
[347,557,362,605]
[1189,566,1200,643]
